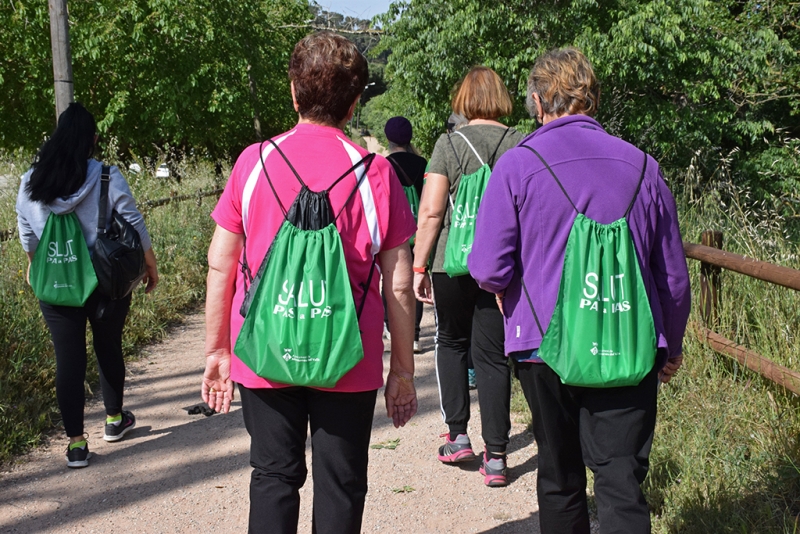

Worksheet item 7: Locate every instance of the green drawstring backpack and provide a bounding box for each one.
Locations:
[520,146,656,388]
[443,128,509,277]
[235,138,377,388]
[388,157,419,246]
[29,210,98,306]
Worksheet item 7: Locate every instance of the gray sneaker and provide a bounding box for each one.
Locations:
[66,441,91,468]
[437,433,477,463]
[480,452,508,487]
[104,410,136,442]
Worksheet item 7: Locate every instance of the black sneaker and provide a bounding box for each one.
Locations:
[66,441,91,468]
[104,410,136,442]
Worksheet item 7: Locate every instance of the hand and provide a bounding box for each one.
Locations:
[142,247,159,294]
[385,370,417,428]
[659,355,683,384]
[202,352,234,413]
[413,271,433,304]
[495,292,505,316]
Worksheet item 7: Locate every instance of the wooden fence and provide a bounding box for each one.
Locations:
[686,230,800,395]
[0,187,223,243]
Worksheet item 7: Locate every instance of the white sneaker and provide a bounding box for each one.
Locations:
[413,341,420,353]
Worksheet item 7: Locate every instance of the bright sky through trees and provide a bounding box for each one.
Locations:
[322,0,390,19]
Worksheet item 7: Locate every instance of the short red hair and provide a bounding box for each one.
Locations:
[451,66,513,121]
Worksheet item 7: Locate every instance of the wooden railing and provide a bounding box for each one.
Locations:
[0,187,224,243]
[685,230,800,394]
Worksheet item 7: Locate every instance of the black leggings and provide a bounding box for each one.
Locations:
[39,291,131,437]
[431,272,510,454]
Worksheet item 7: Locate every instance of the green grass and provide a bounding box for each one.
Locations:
[0,151,222,463]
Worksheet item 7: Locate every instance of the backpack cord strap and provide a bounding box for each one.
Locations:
[258,140,289,220]
[446,133,464,176]
[453,130,485,166]
[334,153,375,221]
[520,278,545,338]
[624,152,649,219]
[519,145,578,214]
[356,256,378,319]
[97,166,110,236]
[387,156,414,188]
[488,127,511,168]
[269,139,306,188]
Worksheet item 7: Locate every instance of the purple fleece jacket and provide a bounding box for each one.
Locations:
[468,115,691,369]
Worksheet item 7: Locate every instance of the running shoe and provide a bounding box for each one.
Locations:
[66,440,91,468]
[480,451,508,487]
[468,368,477,390]
[437,433,477,463]
[104,410,136,442]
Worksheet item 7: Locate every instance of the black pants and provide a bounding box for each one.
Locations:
[514,361,658,534]
[239,384,378,534]
[39,291,132,437]
[431,272,510,454]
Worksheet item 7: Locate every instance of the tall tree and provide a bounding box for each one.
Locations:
[0,0,309,160]
[369,0,800,197]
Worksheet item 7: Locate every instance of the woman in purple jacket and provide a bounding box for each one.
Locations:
[469,48,690,533]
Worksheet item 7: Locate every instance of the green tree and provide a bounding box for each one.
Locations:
[369,0,800,196]
[0,0,309,160]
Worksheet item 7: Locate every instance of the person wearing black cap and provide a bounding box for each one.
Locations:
[383,116,426,352]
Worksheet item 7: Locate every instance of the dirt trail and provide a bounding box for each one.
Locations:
[0,308,544,533]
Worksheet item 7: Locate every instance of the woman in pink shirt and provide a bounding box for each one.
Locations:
[201,32,418,533]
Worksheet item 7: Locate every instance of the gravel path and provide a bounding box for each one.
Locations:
[0,308,544,533]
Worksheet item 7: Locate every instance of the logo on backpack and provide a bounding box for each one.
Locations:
[46,239,78,264]
[578,272,632,314]
[272,279,331,319]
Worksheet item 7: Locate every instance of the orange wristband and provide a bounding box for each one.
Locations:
[412,266,428,273]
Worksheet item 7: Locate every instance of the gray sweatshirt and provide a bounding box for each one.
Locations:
[16,159,152,253]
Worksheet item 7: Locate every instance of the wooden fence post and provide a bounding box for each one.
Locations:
[700,230,723,328]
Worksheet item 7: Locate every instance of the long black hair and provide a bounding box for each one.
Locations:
[26,102,96,204]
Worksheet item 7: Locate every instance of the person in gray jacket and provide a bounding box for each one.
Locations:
[16,102,159,468]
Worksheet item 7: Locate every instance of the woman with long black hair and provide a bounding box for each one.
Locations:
[16,102,159,468]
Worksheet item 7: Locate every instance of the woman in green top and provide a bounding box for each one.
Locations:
[413,66,523,487]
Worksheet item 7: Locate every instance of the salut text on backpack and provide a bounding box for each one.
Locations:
[443,128,509,277]
[235,138,377,388]
[520,146,656,388]
[29,209,98,307]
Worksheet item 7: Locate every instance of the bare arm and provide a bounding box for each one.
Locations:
[202,225,244,413]
[379,242,417,427]
[142,248,159,293]
[412,173,450,304]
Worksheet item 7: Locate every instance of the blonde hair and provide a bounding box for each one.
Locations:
[451,66,513,121]
[527,47,600,118]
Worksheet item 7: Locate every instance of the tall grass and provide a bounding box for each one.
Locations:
[645,165,800,532]
[0,151,222,463]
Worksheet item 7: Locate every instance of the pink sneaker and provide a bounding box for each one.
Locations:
[437,433,477,463]
[479,451,508,487]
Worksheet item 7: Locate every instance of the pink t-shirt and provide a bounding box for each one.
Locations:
[212,123,416,392]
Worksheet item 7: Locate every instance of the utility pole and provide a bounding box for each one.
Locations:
[49,0,74,121]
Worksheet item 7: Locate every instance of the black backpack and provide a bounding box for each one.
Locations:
[92,166,146,299]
